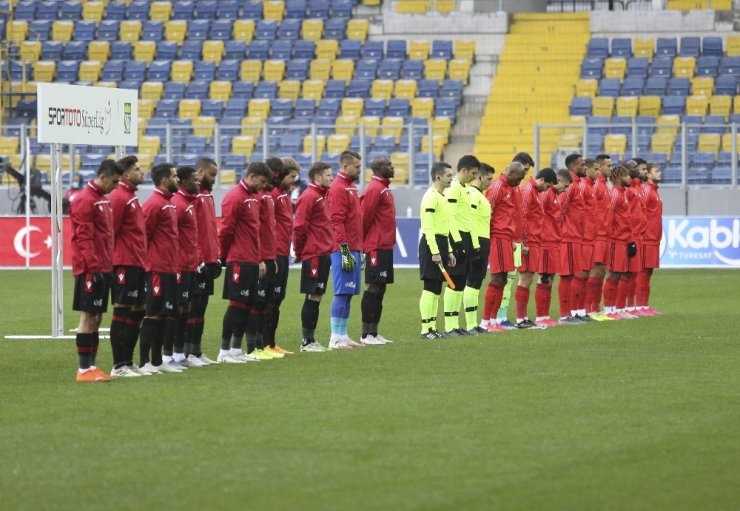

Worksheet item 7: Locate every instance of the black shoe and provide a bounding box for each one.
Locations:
[559,316,583,325]
[472,326,488,334]
[466,328,479,336]
[454,328,471,336]
[419,330,439,340]
[516,319,534,329]
[579,314,594,322]
[433,330,447,338]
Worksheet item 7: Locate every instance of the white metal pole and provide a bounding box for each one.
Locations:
[359,123,366,190]
[732,122,737,188]
[50,143,64,338]
[115,145,125,160]
[408,124,415,187]
[22,124,31,269]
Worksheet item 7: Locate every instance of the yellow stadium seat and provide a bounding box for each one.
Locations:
[232,136,256,156]
[697,133,721,154]
[657,115,681,134]
[448,59,471,84]
[335,115,357,136]
[303,134,326,154]
[82,1,105,23]
[171,60,193,83]
[592,97,615,117]
[138,99,156,119]
[691,76,714,96]
[454,39,475,62]
[317,39,339,60]
[88,41,110,62]
[78,61,102,82]
[431,116,451,141]
[19,41,41,62]
[263,59,286,81]
[565,116,586,135]
[0,137,20,155]
[52,21,74,42]
[240,60,263,82]
[397,0,429,14]
[576,79,598,98]
[709,95,731,120]
[119,21,142,42]
[360,116,380,137]
[341,98,364,117]
[193,116,216,139]
[371,79,393,100]
[165,20,187,45]
[219,170,237,185]
[139,136,161,155]
[332,59,355,84]
[633,38,654,61]
[241,117,263,137]
[179,99,201,119]
[302,80,325,103]
[264,1,285,21]
[302,19,324,41]
[32,61,55,82]
[34,155,51,173]
[248,99,271,119]
[558,133,582,149]
[149,1,172,22]
[97,81,118,89]
[425,59,447,83]
[309,59,331,81]
[387,154,409,184]
[347,19,369,41]
[673,57,696,78]
[604,134,627,155]
[327,134,351,153]
[436,0,454,13]
[735,95,740,115]
[8,21,28,44]
[421,135,445,158]
[202,40,225,63]
[638,96,662,117]
[394,80,417,99]
[279,80,301,101]
[721,133,740,152]
[382,116,405,143]
[409,40,430,60]
[616,96,639,118]
[651,133,675,155]
[209,81,232,101]
[727,35,740,57]
[411,97,434,118]
[134,41,156,63]
[233,20,255,43]
[685,95,708,117]
[137,153,153,171]
[604,58,627,79]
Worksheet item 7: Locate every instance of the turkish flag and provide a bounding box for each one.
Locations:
[0,217,73,267]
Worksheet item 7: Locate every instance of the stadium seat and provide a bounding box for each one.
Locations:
[598,78,620,97]
[347,19,369,41]
[97,20,120,42]
[119,20,142,42]
[663,95,686,115]
[148,61,170,81]
[378,59,402,80]
[316,39,339,60]
[332,58,355,84]
[157,40,179,60]
[303,80,326,103]
[356,59,378,80]
[371,79,393,100]
[645,76,668,96]
[652,56,673,77]
[667,78,690,96]
[581,58,604,79]
[233,20,255,43]
[691,76,714,96]
[680,36,700,58]
[171,60,194,83]
[570,97,592,116]
[409,40,430,60]
[387,40,407,60]
[686,95,708,117]
[592,97,614,117]
[696,56,719,77]
[673,56,696,78]
[339,40,362,60]
[616,96,638,118]
[715,75,738,96]
[638,96,662,117]
[363,40,384,60]
[264,0,286,21]
[425,59,447,84]
[604,57,626,79]
[587,38,609,59]
[656,37,677,58]
[709,95,732,120]
[698,133,721,154]
[627,57,649,78]
[309,58,331,80]
[622,77,645,96]
[141,81,164,101]
[611,38,632,58]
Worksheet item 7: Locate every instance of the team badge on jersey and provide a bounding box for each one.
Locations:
[151,274,161,297]
[232,264,241,283]
[117,268,126,284]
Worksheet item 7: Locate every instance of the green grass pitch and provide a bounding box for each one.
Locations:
[1,268,739,510]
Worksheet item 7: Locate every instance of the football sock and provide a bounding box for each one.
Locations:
[558,275,572,319]
[535,283,552,319]
[262,303,278,347]
[483,283,496,321]
[91,332,100,367]
[221,304,243,351]
[484,281,506,322]
[496,276,513,321]
[76,332,95,370]
[462,285,480,331]
[187,317,204,357]
[174,311,188,355]
[301,298,320,340]
[162,316,178,357]
[109,307,129,369]
[586,277,601,313]
[419,290,438,333]
[626,274,637,309]
[603,278,618,309]
[245,309,260,352]
[515,286,530,321]
[636,269,652,307]
[443,289,463,331]
[616,274,631,310]
[126,309,145,365]
[570,276,585,316]
[596,277,605,311]
[143,318,165,366]
[361,290,380,338]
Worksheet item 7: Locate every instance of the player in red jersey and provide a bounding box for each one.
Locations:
[481,161,527,332]
[108,155,148,377]
[576,158,598,317]
[602,162,634,319]
[360,157,396,345]
[293,162,334,352]
[186,157,220,366]
[217,162,272,363]
[140,163,181,373]
[70,159,123,382]
[625,158,648,314]
[534,169,571,327]
[636,162,663,316]
[585,154,613,317]
[514,167,557,328]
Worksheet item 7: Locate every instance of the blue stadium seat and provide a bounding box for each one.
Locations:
[201,100,223,118]
[104,2,126,21]
[435,98,457,119]
[35,1,59,21]
[696,56,719,77]
[356,59,377,80]
[216,1,239,19]
[662,95,686,115]
[325,79,347,98]
[318,98,341,118]
[587,133,604,154]
[102,60,124,81]
[581,58,603,79]
[645,76,668,96]
[651,56,673,77]
[42,41,63,61]
[74,21,96,41]
[96,20,120,41]
[217,59,239,81]
[224,40,246,59]
[148,61,171,81]
[324,18,347,40]
[272,98,293,117]
[340,39,361,60]
[163,81,186,99]
[441,79,463,103]
[332,0,353,19]
[611,38,632,58]
[720,56,740,75]
[667,77,690,96]
[62,41,87,60]
[194,61,215,81]
[156,41,177,60]
[56,61,79,82]
[256,21,278,40]
[111,41,132,59]
[363,40,383,59]
[307,0,330,20]
[587,38,609,59]
[704,115,726,134]
[347,79,370,98]
[279,19,301,40]
[127,1,150,21]
[194,0,217,20]
[626,57,649,78]
[361,99,383,117]
[702,36,723,57]
[711,166,731,184]
[679,36,700,58]
[656,37,677,58]
[378,59,402,80]
[286,59,309,80]
[609,116,631,136]
[172,1,194,20]
[29,20,52,41]
[188,20,210,41]
[388,99,410,118]
[232,82,254,99]
[82,154,106,171]
[294,40,316,59]
[621,77,645,96]
[255,81,278,99]
[142,21,163,41]
[717,151,733,166]
[295,99,316,118]
[286,0,308,19]
[125,60,146,81]
[225,98,248,117]
[181,40,203,60]
[280,133,302,153]
[431,40,453,60]
[186,81,209,99]
[220,121,241,138]
[402,59,423,80]
[243,0,263,19]
[247,40,270,60]
[14,1,36,21]
[570,97,592,116]
[598,78,620,97]
[715,74,738,95]
[272,40,294,59]
[417,79,438,98]
[387,40,407,59]
[586,116,609,135]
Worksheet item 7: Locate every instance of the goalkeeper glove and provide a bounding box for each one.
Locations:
[340,243,355,272]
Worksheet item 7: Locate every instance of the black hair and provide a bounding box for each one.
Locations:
[265,156,286,183]
[370,156,390,174]
[340,150,361,165]
[151,162,175,185]
[584,158,596,167]
[457,154,480,171]
[564,153,582,168]
[512,152,534,167]
[633,157,647,166]
[556,169,573,183]
[536,167,557,184]
[246,161,272,180]
[308,161,332,181]
[176,166,196,182]
[195,157,217,169]
[116,155,138,173]
[97,159,124,177]
[595,154,611,161]
[479,163,494,176]
[431,161,451,180]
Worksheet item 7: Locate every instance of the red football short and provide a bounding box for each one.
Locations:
[592,239,609,265]
[628,241,643,273]
[559,242,583,276]
[537,246,560,275]
[642,243,660,269]
[580,243,594,272]
[488,236,515,274]
[607,241,630,273]
[517,245,540,273]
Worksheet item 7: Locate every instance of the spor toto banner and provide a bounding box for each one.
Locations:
[1,216,739,269]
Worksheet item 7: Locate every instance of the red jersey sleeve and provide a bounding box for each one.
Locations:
[218,194,237,261]
[360,182,380,239]
[71,196,99,273]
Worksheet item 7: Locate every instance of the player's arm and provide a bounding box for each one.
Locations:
[217,197,236,260]
[360,185,380,240]
[328,188,349,247]
[444,186,462,245]
[466,189,481,250]
[72,199,100,272]
[292,198,308,261]
[420,192,440,255]
[109,193,124,234]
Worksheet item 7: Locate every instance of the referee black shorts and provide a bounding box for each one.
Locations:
[468,237,490,282]
[364,249,394,284]
[111,265,146,306]
[145,272,178,317]
[419,234,449,281]
[73,272,111,314]
[300,254,331,295]
[222,262,259,305]
[447,230,472,277]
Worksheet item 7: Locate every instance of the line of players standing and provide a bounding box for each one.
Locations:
[418,153,664,339]
[68,151,398,382]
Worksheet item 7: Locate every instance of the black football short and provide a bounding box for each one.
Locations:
[468,237,490,281]
[111,265,146,306]
[419,234,450,281]
[255,259,276,305]
[364,249,394,284]
[145,272,178,317]
[222,262,259,304]
[193,263,219,296]
[177,271,195,305]
[447,230,471,277]
[300,255,330,295]
[271,255,290,303]
[73,272,111,314]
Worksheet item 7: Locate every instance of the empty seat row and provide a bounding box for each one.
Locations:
[587,35,739,59]
[581,56,740,80]
[577,76,739,98]
[570,94,740,118]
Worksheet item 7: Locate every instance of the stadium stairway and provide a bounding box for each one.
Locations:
[474,13,589,173]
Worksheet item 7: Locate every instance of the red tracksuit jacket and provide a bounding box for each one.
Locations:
[142,188,178,274]
[627,178,647,241]
[327,171,363,252]
[581,176,596,245]
[70,181,114,276]
[109,179,146,269]
[486,174,518,241]
[560,172,585,243]
[259,189,277,261]
[293,183,333,261]
[540,187,563,249]
[642,182,663,246]
[520,177,543,247]
[219,179,261,264]
[361,175,396,252]
[594,175,611,242]
[272,187,293,257]
[608,185,631,243]
[195,186,219,264]
[172,189,201,272]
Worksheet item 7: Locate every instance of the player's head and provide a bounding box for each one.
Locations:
[279,157,300,191]
[595,154,612,178]
[264,157,285,189]
[555,169,572,194]
[151,162,178,193]
[95,159,124,193]
[245,161,272,192]
[622,159,640,180]
[633,157,648,179]
[611,161,631,186]
[584,158,598,180]
[431,162,453,190]
[504,161,526,186]
[565,153,586,176]
[535,167,557,192]
[475,163,494,190]
[646,162,662,184]
[308,161,333,188]
[340,150,361,180]
[456,154,480,184]
[195,157,218,191]
[117,155,144,186]
[370,156,394,180]
[176,165,198,194]
[512,152,534,174]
